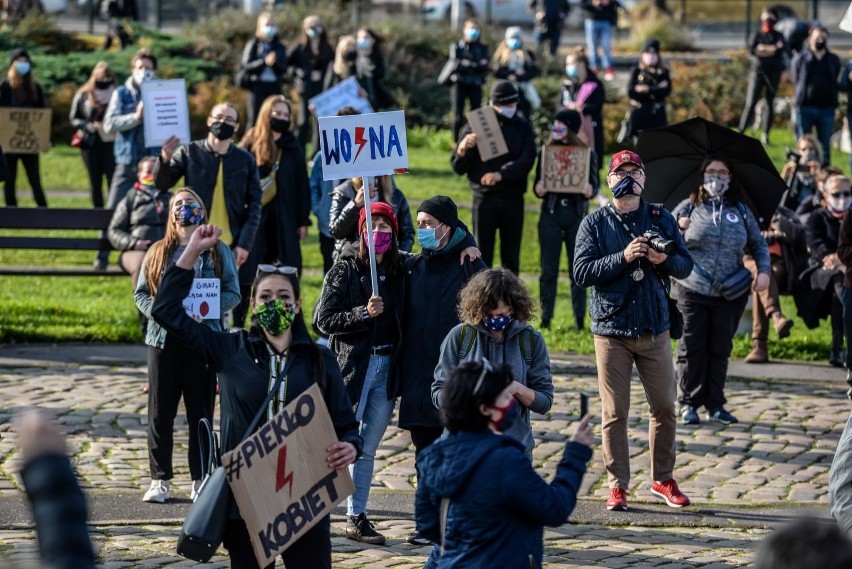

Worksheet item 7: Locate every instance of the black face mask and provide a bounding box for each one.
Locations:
[815,40,827,51]
[209,121,235,141]
[344,50,357,62]
[94,80,114,89]
[270,117,290,133]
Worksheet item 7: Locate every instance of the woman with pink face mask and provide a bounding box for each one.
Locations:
[316,200,407,546]
[624,38,671,143]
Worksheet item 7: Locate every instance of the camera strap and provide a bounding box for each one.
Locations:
[604,202,672,294]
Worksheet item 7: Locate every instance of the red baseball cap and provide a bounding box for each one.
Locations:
[608,150,644,172]
[358,201,398,235]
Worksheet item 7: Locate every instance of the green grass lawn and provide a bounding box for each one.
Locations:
[0,128,842,362]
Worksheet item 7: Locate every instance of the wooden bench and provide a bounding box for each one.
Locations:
[0,207,126,276]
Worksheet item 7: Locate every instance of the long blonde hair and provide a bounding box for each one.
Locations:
[492,41,531,68]
[144,187,222,296]
[333,35,356,77]
[240,95,290,168]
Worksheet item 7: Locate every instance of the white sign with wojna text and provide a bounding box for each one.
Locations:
[317,111,408,180]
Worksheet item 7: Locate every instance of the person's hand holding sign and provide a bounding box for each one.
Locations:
[480,171,502,186]
[160,135,181,162]
[326,441,357,470]
[457,133,477,156]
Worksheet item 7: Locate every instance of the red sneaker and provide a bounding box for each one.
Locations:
[606,487,628,511]
[651,479,690,507]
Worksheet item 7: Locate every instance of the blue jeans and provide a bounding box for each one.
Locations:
[795,105,834,165]
[347,354,395,516]
[584,19,613,71]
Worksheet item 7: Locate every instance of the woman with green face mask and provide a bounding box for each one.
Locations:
[150,223,362,569]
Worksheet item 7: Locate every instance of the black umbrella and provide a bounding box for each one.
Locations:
[634,117,786,228]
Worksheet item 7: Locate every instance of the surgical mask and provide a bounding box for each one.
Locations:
[551,124,568,141]
[175,203,204,226]
[641,53,659,67]
[254,299,295,336]
[270,117,290,133]
[364,230,393,254]
[263,25,277,39]
[704,175,729,197]
[829,193,852,213]
[356,38,373,50]
[418,224,446,250]
[484,314,512,332]
[507,38,522,50]
[815,39,827,51]
[209,121,235,141]
[306,27,320,38]
[565,64,578,78]
[14,61,30,76]
[133,69,153,84]
[489,399,519,432]
[464,28,481,42]
[496,106,517,119]
[610,176,642,199]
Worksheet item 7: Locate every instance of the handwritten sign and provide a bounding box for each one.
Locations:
[540,143,590,194]
[0,108,52,154]
[465,107,508,161]
[222,384,354,566]
[308,76,373,119]
[182,278,220,320]
[141,79,190,148]
[318,111,408,180]
[842,1,852,33]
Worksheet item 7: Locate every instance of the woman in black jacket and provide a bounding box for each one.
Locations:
[238,12,288,130]
[739,8,787,144]
[491,26,540,119]
[1,48,47,207]
[69,61,117,208]
[287,15,335,153]
[625,39,671,141]
[559,47,605,169]
[316,201,407,547]
[151,226,361,569]
[446,19,490,142]
[354,27,395,110]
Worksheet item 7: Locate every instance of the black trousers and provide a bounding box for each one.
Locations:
[4,153,47,207]
[319,233,336,275]
[246,82,282,131]
[80,143,116,208]
[223,516,331,569]
[674,284,749,411]
[538,197,586,327]
[147,337,216,481]
[738,67,782,135]
[451,83,482,142]
[409,426,443,457]
[472,192,524,275]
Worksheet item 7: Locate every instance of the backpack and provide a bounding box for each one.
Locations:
[457,323,534,365]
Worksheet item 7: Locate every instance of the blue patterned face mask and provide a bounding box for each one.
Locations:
[507,39,522,50]
[175,203,204,226]
[484,314,512,332]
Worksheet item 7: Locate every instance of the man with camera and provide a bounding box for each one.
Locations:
[574,150,693,512]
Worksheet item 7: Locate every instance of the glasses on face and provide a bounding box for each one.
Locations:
[610,170,644,180]
[257,264,299,275]
[831,191,852,198]
[210,115,238,125]
[473,358,494,396]
[705,168,731,178]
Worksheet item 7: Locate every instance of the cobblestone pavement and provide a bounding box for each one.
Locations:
[0,355,847,567]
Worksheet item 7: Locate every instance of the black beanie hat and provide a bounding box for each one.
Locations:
[9,48,30,66]
[643,38,661,53]
[490,80,519,105]
[418,195,459,229]
[554,109,582,134]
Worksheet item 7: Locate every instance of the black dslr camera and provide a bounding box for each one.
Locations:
[785,147,801,164]
[643,230,676,255]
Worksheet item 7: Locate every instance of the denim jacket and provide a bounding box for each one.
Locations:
[134,241,241,349]
[309,152,338,238]
[574,200,693,337]
[104,77,159,166]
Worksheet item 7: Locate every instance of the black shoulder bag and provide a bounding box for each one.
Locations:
[176,358,291,563]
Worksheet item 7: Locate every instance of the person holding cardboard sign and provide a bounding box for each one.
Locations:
[151,225,361,569]
[452,81,536,275]
[134,187,240,504]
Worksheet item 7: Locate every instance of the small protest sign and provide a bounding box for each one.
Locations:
[221,384,354,566]
[141,79,191,148]
[464,107,508,161]
[318,111,408,180]
[540,142,591,194]
[182,278,220,320]
[308,76,373,118]
[842,2,852,33]
[0,108,52,154]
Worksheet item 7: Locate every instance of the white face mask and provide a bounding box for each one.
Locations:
[704,176,729,197]
[133,69,154,84]
[829,195,852,212]
[496,106,517,119]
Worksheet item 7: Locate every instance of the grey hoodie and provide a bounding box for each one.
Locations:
[432,320,553,453]
[671,197,770,296]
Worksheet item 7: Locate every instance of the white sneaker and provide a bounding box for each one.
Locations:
[190,479,203,502]
[142,479,170,503]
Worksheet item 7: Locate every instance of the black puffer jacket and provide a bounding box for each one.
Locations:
[287,39,335,96]
[315,256,406,405]
[107,185,172,251]
[328,180,414,261]
[154,139,262,252]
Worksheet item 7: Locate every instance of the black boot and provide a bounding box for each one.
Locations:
[830,347,845,368]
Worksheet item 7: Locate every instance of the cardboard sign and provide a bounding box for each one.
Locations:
[318,111,408,180]
[182,278,220,320]
[222,384,354,565]
[0,108,51,154]
[842,1,852,33]
[464,107,508,161]
[540,143,591,194]
[141,79,191,148]
[308,76,373,119]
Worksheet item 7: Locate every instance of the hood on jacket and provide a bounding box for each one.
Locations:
[419,431,521,498]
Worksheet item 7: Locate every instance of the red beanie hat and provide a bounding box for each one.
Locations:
[358,201,398,235]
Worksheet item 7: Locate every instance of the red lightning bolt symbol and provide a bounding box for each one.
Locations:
[354,126,367,162]
[275,445,294,498]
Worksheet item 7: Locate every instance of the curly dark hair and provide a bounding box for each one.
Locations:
[458,268,536,324]
[441,360,513,434]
